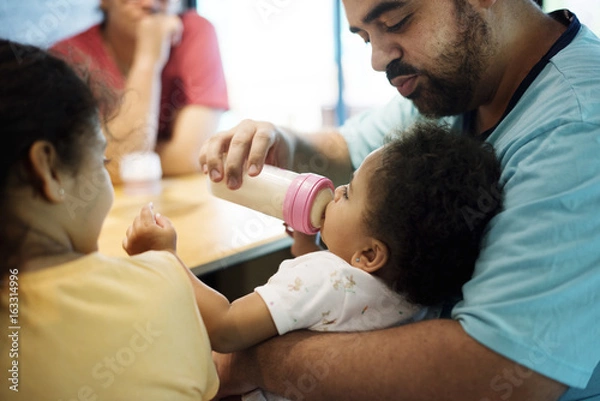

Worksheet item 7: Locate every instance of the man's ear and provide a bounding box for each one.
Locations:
[351,239,388,273]
[28,141,65,203]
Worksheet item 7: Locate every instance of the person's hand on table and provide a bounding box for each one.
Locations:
[123,203,177,255]
[199,119,294,190]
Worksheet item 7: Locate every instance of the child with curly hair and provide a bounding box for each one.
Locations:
[125,120,502,401]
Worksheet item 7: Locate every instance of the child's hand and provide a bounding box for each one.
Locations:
[123,203,177,256]
[284,224,322,257]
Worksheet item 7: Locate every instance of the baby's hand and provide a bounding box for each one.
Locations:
[284,224,322,257]
[123,203,177,256]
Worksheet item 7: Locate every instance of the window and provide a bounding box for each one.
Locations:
[197,1,339,132]
[197,0,398,131]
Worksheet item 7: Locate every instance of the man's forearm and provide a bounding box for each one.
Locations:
[232,319,566,401]
[292,129,353,186]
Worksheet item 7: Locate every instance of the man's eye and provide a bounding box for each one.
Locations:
[385,14,412,32]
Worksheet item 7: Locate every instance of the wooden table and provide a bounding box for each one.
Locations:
[98,173,292,276]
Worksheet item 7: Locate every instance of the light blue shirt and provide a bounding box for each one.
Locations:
[339,12,600,400]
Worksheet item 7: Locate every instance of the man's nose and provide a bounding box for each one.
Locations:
[370,35,403,72]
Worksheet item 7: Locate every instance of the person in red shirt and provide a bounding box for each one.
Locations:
[53,0,229,182]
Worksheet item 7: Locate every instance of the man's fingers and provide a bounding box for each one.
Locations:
[245,126,277,177]
[200,129,235,182]
[200,120,280,189]
[223,120,264,188]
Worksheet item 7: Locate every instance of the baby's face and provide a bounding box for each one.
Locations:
[320,148,382,264]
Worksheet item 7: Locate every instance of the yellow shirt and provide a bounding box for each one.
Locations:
[0,251,218,401]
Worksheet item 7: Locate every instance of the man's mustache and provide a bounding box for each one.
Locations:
[386,59,419,83]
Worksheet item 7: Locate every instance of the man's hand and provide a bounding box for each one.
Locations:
[199,119,294,190]
[123,203,177,255]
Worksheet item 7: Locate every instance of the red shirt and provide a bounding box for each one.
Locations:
[52,11,229,140]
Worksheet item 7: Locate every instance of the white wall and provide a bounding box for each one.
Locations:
[544,0,600,35]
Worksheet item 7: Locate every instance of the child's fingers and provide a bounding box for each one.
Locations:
[154,213,173,229]
[139,202,156,223]
[125,224,133,238]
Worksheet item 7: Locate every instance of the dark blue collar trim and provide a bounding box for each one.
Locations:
[464,10,581,141]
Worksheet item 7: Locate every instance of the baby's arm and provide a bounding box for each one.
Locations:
[124,203,278,353]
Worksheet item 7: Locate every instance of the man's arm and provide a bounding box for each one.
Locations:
[292,128,354,186]
[156,105,222,176]
[215,319,567,401]
[200,120,354,189]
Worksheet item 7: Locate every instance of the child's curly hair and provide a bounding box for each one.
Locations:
[365,120,503,306]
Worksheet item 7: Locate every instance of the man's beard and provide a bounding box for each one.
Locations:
[386,0,493,117]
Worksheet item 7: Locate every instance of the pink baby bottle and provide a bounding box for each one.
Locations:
[208,165,334,234]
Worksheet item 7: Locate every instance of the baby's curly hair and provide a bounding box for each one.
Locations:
[365,121,503,306]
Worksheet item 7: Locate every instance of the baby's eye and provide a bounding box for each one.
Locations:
[342,185,349,199]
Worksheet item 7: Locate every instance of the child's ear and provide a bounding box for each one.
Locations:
[28,141,65,203]
[351,239,388,273]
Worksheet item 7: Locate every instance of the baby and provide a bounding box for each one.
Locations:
[125,120,502,400]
